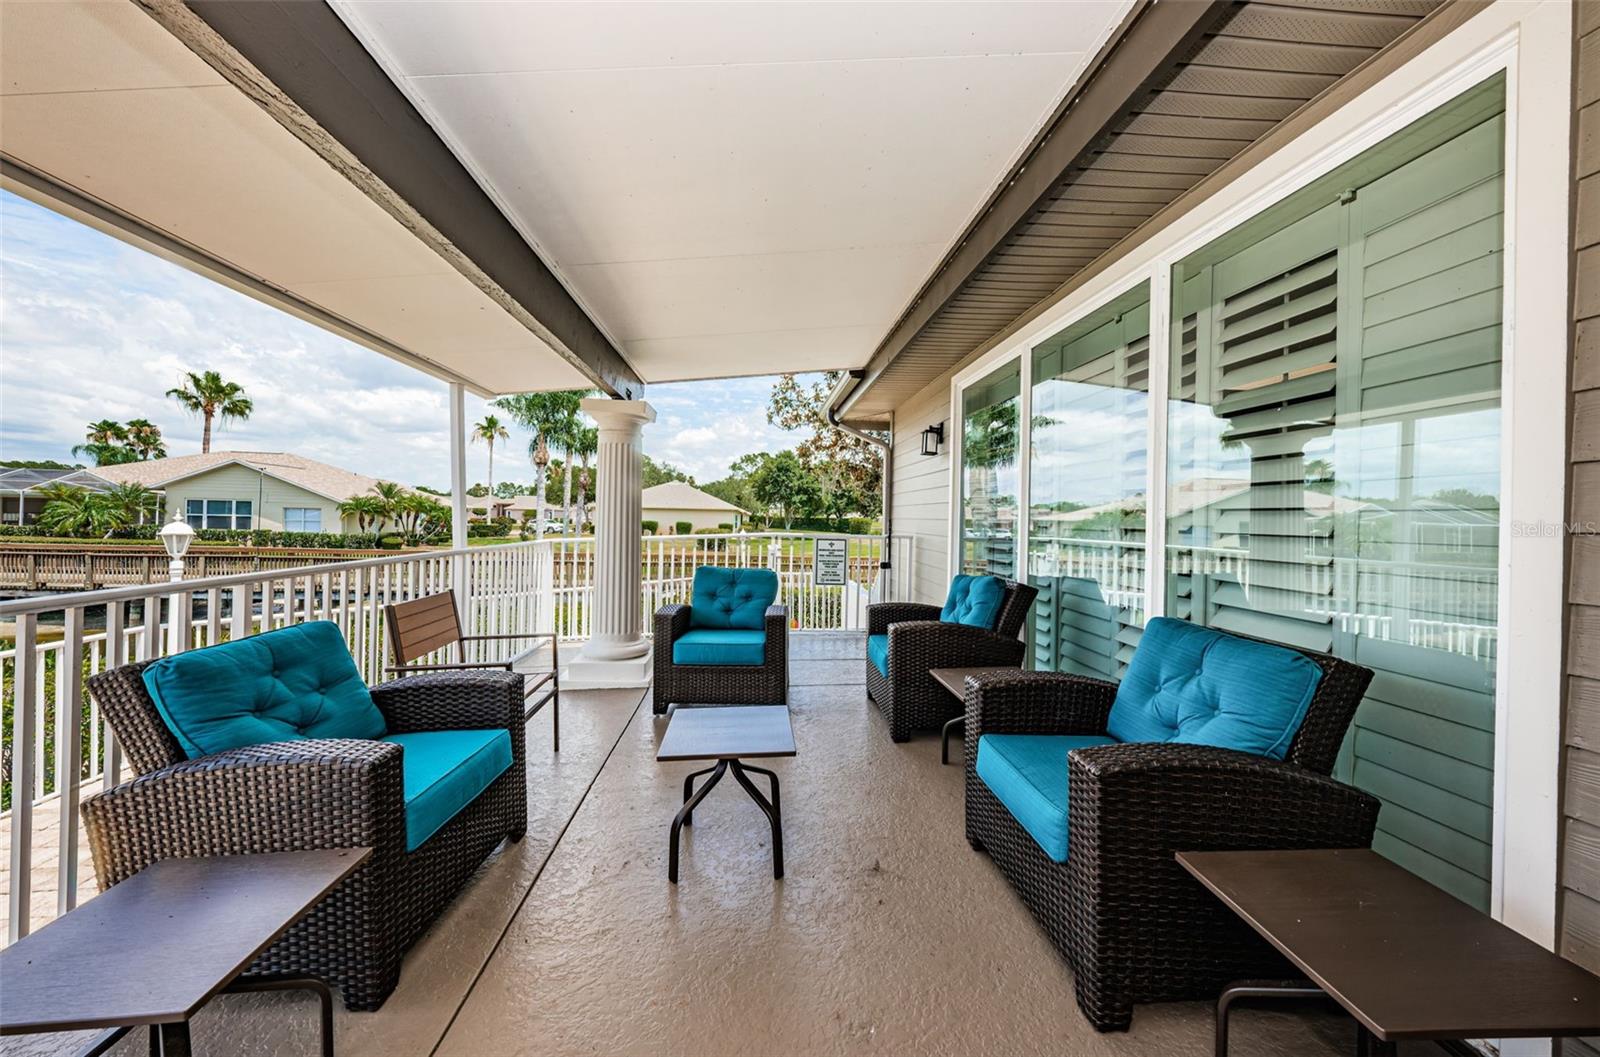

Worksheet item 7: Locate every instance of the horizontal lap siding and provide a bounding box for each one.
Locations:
[1567,7,1600,1053]
[892,382,952,605]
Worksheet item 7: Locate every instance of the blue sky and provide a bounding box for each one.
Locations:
[0,190,810,488]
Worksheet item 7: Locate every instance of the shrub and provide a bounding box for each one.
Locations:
[675,520,693,535]
[717,522,733,531]
[641,520,659,534]
[0,524,381,548]
[693,527,720,535]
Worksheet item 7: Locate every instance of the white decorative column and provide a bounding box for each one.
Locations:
[448,382,470,615]
[564,397,655,688]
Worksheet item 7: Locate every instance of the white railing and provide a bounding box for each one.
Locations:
[0,532,909,942]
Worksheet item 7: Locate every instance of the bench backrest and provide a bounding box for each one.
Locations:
[385,591,464,666]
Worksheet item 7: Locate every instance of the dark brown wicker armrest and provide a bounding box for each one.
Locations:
[81,739,406,889]
[764,604,788,667]
[867,601,942,635]
[965,669,1117,738]
[654,603,692,647]
[369,669,523,735]
[887,619,1026,671]
[1068,742,1380,850]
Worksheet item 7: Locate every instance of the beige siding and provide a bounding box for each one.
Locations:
[164,463,344,533]
[891,378,953,604]
[1568,2,1600,1026]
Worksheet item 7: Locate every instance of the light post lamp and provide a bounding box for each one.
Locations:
[532,436,550,540]
[158,513,195,582]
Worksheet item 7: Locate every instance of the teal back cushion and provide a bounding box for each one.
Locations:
[940,574,1005,629]
[1106,617,1322,760]
[689,566,779,630]
[142,621,385,759]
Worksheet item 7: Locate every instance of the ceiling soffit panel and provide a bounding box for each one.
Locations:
[843,0,1450,424]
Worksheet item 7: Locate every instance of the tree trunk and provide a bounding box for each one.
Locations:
[487,440,495,496]
[534,462,546,539]
[562,450,573,532]
[201,411,214,454]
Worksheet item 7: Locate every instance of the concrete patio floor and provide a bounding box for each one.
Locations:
[5,634,1406,1057]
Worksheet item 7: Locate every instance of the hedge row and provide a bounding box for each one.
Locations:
[0,524,382,549]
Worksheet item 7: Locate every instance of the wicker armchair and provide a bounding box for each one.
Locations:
[865,578,1037,741]
[83,661,527,1012]
[653,567,788,713]
[962,628,1379,1032]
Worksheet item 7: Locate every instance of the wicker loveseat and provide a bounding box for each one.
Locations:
[963,616,1379,1032]
[865,575,1037,742]
[83,621,527,1011]
[653,566,788,713]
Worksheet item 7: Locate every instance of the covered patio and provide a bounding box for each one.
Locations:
[4,1,1600,1055]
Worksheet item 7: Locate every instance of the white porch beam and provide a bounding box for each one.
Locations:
[564,398,655,689]
[448,382,469,611]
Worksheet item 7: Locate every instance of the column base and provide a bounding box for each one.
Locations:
[562,646,654,689]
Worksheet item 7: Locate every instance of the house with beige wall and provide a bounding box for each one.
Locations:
[641,481,745,533]
[94,451,386,534]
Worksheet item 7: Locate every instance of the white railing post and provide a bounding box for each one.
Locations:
[8,612,37,943]
[55,607,83,915]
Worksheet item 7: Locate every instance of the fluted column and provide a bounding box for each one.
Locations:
[566,397,655,687]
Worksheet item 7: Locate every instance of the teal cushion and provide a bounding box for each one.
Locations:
[142,621,384,759]
[672,628,767,666]
[689,566,779,630]
[940,574,1005,629]
[975,733,1117,862]
[384,729,512,851]
[867,633,889,677]
[1107,617,1323,760]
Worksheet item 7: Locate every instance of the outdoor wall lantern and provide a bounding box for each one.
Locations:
[921,423,945,456]
[158,513,195,582]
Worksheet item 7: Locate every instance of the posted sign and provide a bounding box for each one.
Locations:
[813,537,848,586]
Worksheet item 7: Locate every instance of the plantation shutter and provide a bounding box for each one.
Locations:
[1030,309,1148,680]
[1172,109,1504,909]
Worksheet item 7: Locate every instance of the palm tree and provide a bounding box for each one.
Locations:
[338,495,385,533]
[72,420,136,466]
[165,370,253,453]
[101,483,158,528]
[494,391,586,538]
[571,425,598,531]
[123,419,167,461]
[369,481,408,535]
[36,485,106,537]
[470,415,510,496]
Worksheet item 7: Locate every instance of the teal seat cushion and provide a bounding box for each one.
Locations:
[940,574,1005,629]
[689,566,780,630]
[867,633,889,677]
[672,628,767,666]
[142,621,384,759]
[383,729,513,851]
[1107,617,1323,760]
[975,733,1117,862]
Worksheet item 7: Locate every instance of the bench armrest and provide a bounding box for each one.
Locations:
[370,669,524,736]
[654,603,692,646]
[82,739,406,890]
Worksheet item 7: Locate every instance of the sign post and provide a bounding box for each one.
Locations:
[813,537,848,587]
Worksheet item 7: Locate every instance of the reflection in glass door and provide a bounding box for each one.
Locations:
[1166,84,1504,909]
[958,360,1021,578]
[1028,283,1150,680]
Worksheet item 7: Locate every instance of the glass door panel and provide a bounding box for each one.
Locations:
[1028,283,1150,680]
[959,359,1021,578]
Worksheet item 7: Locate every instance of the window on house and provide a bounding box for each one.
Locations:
[187,498,252,530]
[284,507,322,533]
[1028,282,1150,681]
[1165,76,1504,909]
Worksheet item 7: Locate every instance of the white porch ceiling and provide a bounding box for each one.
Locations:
[330,0,1134,383]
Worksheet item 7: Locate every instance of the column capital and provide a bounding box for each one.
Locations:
[580,398,656,431]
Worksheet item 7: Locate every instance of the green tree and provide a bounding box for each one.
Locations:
[36,485,106,537]
[767,372,883,519]
[750,450,817,529]
[470,414,510,495]
[338,495,385,533]
[123,418,167,460]
[72,420,137,466]
[370,480,408,533]
[494,391,586,536]
[101,483,158,528]
[165,370,253,454]
[643,455,693,488]
[393,493,448,546]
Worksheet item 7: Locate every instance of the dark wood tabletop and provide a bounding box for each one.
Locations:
[657,705,796,762]
[1177,848,1600,1042]
[0,848,371,1035]
[929,666,1019,698]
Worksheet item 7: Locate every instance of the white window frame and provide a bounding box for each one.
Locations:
[185,497,253,531]
[943,11,1569,979]
[283,507,322,533]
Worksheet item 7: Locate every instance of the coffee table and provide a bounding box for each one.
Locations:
[1177,848,1600,1056]
[930,666,1020,764]
[656,705,796,884]
[0,847,370,1057]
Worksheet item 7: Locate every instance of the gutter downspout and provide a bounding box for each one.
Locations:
[826,371,894,601]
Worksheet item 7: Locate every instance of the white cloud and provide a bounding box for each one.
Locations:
[0,191,817,489]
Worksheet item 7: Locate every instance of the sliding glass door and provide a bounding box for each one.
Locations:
[1166,79,1504,908]
[958,359,1022,578]
[1028,283,1150,680]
